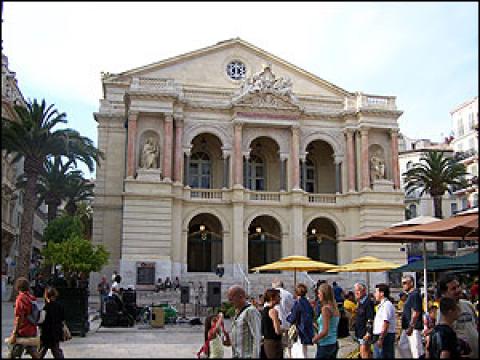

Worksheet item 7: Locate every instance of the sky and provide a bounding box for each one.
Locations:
[2,2,478,177]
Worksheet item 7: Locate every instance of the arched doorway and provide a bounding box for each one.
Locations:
[187,213,223,272]
[306,217,338,266]
[248,215,282,272]
[302,140,335,193]
[187,133,223,188]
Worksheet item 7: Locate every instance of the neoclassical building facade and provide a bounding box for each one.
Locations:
[92,38,405,290]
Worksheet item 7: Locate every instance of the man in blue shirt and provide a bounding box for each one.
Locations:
[333,281,345,304]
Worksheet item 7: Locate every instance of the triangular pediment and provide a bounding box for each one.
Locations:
[106,38,350,98]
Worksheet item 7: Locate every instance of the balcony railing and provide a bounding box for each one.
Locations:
[306,194,336,204]
[248,191,281,202]
[354,93,397,111]
[190,189,223,200]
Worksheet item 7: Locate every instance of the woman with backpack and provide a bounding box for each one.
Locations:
[38,286,66,358]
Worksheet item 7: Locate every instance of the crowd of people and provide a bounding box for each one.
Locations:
[199,274,478,359]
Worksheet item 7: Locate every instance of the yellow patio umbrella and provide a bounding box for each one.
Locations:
[327,256,402,293]
[251,255,337,288]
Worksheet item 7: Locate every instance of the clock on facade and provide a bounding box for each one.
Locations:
[226,61,246,80]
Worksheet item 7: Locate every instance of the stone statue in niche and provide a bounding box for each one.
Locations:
[370,153,386,181]
[140,137,159,169]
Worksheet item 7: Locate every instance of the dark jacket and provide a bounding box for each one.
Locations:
[40,300,65,347]
[286,296,314,345]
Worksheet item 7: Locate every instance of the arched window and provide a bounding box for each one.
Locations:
[247,155,265,191]
[189,152,211,188]
[408,204,417,218]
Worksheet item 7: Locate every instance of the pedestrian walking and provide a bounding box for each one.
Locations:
[226,285,261,358]
[173,276,180,291]
[286,283,314,358]
[164,277,172,290]
[38,287,65,358]
[261,288,283,358]
[426,297,462,358]
[272,279,294,358]
[7,277,41,359]
[436,274,477,358]
[332,281,345,305]
[371,283,396,359]
[97,276,110,314]
[398,275,424,358]
[343,291,357,331]
[312,283,339,359]
[354,282,375,359]
[197,312,230,358]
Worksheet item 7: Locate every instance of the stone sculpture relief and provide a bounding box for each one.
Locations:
[233,63,299,105]
[140,137,159,169]
[370,153,386,181]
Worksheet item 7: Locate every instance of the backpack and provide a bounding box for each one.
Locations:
[26,299,41,325]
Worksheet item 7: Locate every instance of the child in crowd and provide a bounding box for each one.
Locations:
[427,297,461,358]
[423,304,438,337]
[198,312,230,358]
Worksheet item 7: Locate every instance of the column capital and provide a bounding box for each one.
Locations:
[280,153,289,161]
[128,111,139,121]
[222,149,231,159]
[242,151,250,160]
[389,128,400,136]
[359,127,370,136]
[343,127,356,135]
[183,147,192,157]
[174,114,184,125]
[334,155,344,164]
[291,125,301,135]
[164,113,174,122]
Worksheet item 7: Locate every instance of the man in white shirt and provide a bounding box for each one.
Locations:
[272,279,294,358]
[372,283,396,359]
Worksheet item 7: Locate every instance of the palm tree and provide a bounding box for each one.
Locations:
[38,157,85,222]
[1,99,103,295]
[74,202,94,240]
[64,176,94,217]
[403,150,468,254]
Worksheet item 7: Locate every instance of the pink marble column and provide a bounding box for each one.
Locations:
[390,129,400,189]
[173,117,184,183]
[291,126,300,190]
[127,112,138,178]
[360,128,370,190]
[346,130,356,192]
[233,124,243,186]
[163,114,173,181]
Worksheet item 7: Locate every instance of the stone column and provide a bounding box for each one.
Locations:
[163,114,173,182]
[345,129,356,192]
[300,153,307,191]
[360,128,370,190]
[184,148,191,187]
[290,126,300,190]
[334,157,343,194]
[243,152,250,189]
[280,153,288,191]
[233,123,243,187]
[390,129,400,189]
[126,112,138,178]
[222,150,230,189]
[173,116,184,184]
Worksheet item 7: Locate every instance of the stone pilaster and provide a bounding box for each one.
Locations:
[126,112,138,178]
[334,156,343,194]
[390,129,400,189]
[162,114,173,182]
[173,116,184,184]
[360,128,370,190]
[222,150,230,189]
[345,129,356,192]
[290,126,300,190]
[280,153,288,191]
[233,123,243,187]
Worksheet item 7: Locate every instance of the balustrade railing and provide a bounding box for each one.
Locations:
[248,191,281,202]
[307,194,336,204]
[190,189,223,200]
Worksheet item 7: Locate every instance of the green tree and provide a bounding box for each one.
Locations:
[1,99,103,296]
[43,215,85,244]
[403,150,468,254]
[74,202,93,241]
[41,234,109,286]
[64,176,94,216]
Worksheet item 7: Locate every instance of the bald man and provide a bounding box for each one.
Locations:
[227,285,262,358]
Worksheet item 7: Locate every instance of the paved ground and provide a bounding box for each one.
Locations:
[2,286,359,358]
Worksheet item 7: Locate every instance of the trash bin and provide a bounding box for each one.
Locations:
[151,306,165,328]
[57,287,89,337]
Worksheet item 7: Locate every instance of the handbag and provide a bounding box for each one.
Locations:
[62,323,72,341]
[287,324,298,343]
[4,335,41,347]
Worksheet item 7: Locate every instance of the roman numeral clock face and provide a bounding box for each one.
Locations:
[227,61,246,80]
